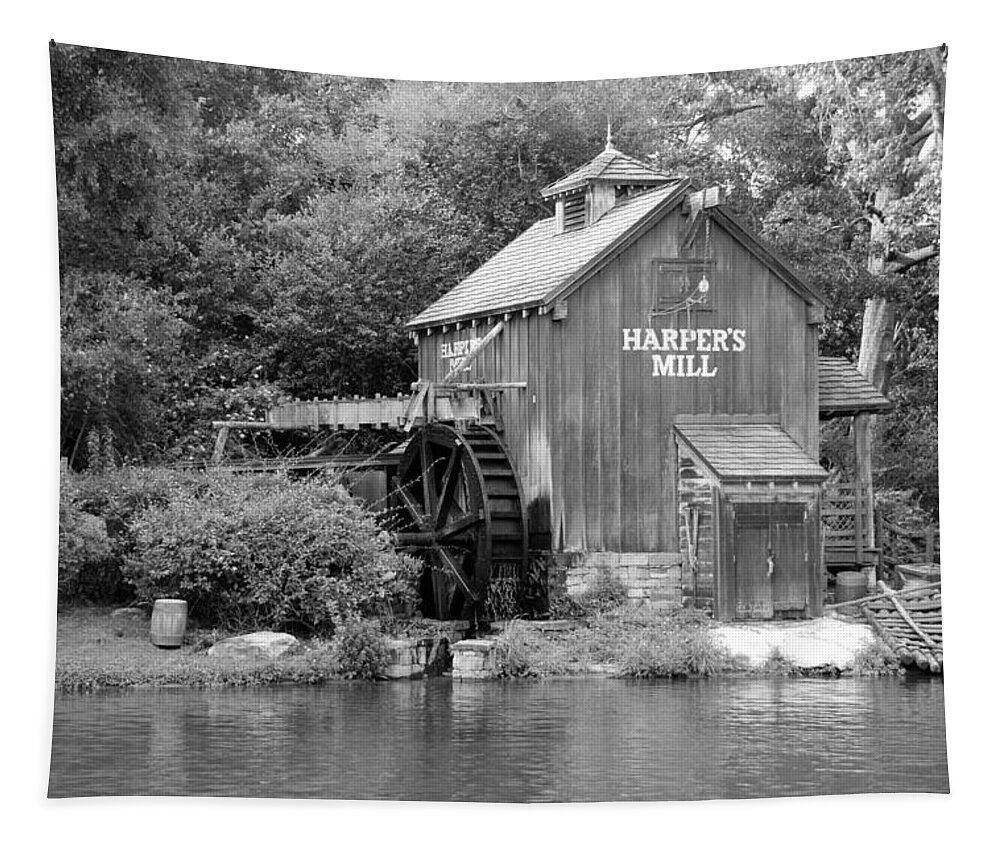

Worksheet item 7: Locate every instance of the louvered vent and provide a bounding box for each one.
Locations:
[563,193,586,231]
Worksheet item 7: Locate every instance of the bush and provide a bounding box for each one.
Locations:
[848,640,902,676]
[578,571,629,614]
[58,479,115,601]
[58,466,207,603]
[492,620,538,677]
[331,620,390,679]
[124,470,421,634]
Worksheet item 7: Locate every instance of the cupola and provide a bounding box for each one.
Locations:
[541,129,678,234]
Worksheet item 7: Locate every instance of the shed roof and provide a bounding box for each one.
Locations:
[674,423,829,483]
[406,179,688,329]
[818,357,891,417]
[541,145,676,198]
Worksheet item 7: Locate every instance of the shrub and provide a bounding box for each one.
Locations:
[58,466,207,603]
[614,608,733,678]
[123,471,422,634]
[578,571,629,614]
[492,620,537,677]
[58,480,115,601]
[849,640,902,676]
[331,620,390,679]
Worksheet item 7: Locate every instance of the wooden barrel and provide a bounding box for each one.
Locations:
[150,599,188,648]
[835,571,868,605]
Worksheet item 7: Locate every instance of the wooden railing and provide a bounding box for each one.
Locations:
[823,482,941,572]
[878,514,941,570]
[822,483,874,565]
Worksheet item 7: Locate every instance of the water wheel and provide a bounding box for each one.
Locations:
[393,423,529,622]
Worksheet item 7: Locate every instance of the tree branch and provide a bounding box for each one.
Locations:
[664,102,766,135]
[886,245,939,273]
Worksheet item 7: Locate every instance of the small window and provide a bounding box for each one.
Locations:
[562,194,586,231]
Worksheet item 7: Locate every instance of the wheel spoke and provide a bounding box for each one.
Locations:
[437,511,484,542]
[434,448,461,525]
[420,434,436,513]
[398,488,428,528]
[434,546,478,601]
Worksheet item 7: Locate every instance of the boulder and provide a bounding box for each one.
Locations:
[711,617,875,671]
[207,632,300,662]
[110,607,148,638]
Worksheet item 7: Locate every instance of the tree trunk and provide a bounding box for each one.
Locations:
[855,297,896,549]
[867,187,899,276]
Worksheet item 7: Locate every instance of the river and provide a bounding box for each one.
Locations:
[48,675,948,801]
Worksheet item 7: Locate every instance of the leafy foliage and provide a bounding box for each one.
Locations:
[58,466,206,602]
[123,472,421,633]
[51,45,943,514]
[58,474,116,602]
[578,571,629,614]
[330,620,391,679]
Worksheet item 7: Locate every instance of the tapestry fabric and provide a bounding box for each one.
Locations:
[48,42,948,803]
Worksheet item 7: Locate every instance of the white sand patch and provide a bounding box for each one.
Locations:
[711,616,875,670]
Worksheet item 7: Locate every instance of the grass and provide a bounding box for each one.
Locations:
[490,605,741,679]
[845,639,902,676]
[54,605,386,690]
[55,603,903,689]
[489,604,904,680]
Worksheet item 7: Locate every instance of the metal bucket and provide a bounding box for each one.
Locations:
[835,571,868,605]
[150,599,188,648]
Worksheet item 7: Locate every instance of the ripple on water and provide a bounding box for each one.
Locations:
[49,676,949,801]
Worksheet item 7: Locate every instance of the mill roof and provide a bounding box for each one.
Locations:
[674,423,829,483]
[818,357,892,417]
[406,179,688,330]
[406,143,828,331]
[540,145,677,198]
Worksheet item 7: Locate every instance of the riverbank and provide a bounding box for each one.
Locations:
[488,607,897,678]
[53,604,899,691]
[53,606,371,690]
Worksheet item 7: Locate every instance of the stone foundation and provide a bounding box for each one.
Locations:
[450,639,500,679]
[384,636,451,679]
[551,551,685,608]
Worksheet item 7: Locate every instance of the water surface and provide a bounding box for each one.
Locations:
[49,676,948,801]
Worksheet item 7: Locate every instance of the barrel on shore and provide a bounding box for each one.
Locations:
[835,571,868,606]
[151,599,188,648]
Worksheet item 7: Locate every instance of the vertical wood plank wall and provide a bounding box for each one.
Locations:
[416,205,819,554]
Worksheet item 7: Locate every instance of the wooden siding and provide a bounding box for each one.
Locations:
[416,204,820,555]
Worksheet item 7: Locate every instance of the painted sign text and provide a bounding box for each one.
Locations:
[622,327,747,378]
[440,337,481,372]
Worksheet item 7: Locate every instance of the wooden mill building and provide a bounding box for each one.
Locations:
[403,141,889,620]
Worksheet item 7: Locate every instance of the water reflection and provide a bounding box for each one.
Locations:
[50,677,948,801]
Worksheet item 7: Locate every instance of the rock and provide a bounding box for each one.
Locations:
[451,638,499,679]
[711,617,875,671]
[383,637,451,679]
[207,632,300,662]
[110,607,148,638]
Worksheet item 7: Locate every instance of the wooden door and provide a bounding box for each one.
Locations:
[734,503,809,619]
[734,505,773,619]
[771,504,808,614]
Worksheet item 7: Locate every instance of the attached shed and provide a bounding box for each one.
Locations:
[404,141,885,620]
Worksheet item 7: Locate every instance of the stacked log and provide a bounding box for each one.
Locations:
[861,581,943,674]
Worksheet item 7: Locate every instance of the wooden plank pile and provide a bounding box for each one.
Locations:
[861,580,943,673]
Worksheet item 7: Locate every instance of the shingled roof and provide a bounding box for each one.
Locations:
[541,144,676,198]
[674,423,829,483]
[406,179,688,330]
[818,357,891,417]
